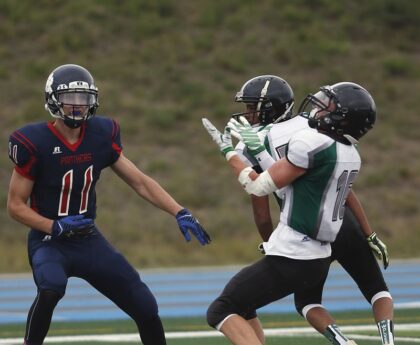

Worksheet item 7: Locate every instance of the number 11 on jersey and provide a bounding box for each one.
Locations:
[58,165,93,216]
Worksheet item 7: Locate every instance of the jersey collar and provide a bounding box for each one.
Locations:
[47,121,86,152]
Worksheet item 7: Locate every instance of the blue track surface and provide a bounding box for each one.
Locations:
[1,260,419,323]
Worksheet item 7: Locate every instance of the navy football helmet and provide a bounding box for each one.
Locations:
[45,64,99,128]
[298,82,376,142]
[232,75,294,125]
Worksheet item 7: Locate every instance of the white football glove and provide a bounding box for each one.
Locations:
[202,118,235,158]
[227,116,272,156]
[367,232,389,269]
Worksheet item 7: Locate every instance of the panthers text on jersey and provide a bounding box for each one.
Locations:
[8,116,122,226]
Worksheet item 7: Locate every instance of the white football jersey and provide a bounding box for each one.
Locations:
[266,115,310,160]
[264,128,361,259]
[234,116,361,259]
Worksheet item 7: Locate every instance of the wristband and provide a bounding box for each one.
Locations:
[225,151,238,161]
[254,150,276,170]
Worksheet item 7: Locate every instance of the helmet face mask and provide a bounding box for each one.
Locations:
[45,64,99,128]
[232,75,294,126]
[298,82,376,143]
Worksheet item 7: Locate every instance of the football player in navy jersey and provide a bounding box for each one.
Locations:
[202,80,390,345]
[7,64,211,345]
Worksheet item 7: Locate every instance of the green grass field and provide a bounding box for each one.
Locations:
[1,309,420,344]
[0,1,419,273]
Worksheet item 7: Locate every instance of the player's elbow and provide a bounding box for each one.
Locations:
[239,170,278,197]
[7,198,23,221]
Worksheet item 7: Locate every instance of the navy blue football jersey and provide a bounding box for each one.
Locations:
[8,116,122,221]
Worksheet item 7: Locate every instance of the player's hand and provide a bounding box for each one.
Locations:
[176,208,211,246]
[51,215,95,239]
[202,118,234,157]
[228,116,272,156]
[367,232,389,269]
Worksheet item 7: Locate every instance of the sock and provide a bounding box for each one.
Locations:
[323,324,351,345]
[377,320,394,345]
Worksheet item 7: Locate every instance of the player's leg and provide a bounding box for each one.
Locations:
[83,233,165,345]
[207,256,329,345]
[220,314,263,345]
[241,310,265,344]
[25,246,68,345]
[372,292,394,344]
[335,208,394,345]
[207,257,286,345]
[294,270,357,345]
[247,316,265,344]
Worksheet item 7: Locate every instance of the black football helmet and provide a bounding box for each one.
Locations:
[232,75,294,125]
[45,64,99,128]
[298,82,376,143]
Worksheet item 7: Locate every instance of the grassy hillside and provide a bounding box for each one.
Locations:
[0,0,419,272]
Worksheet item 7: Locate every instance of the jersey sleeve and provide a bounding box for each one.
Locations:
[8,131,39,180]
[286,137,312,169]
[110,119,123,164]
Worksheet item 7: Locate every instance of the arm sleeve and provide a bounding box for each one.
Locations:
[8,131,39,180]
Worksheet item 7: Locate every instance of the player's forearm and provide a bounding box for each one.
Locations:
[255,219,273,242]
[345,190,373,237]
[227,155,259,179]
[251,195,273,241]
[136,176,183,216]
[7,202,53,234]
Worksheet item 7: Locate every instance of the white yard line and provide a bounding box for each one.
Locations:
[0,323,419,344]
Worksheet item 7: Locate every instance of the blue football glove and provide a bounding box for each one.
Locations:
[367,232,389,269]
[51,215,95,239]
[176,208,211,245]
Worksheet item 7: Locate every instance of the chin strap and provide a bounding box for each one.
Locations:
[343,134,359,145]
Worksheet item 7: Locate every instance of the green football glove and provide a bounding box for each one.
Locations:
[367,232,389,269]
[202,118,234,157]
[228,116,272,156]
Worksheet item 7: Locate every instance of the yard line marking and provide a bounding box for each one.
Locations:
[0,323,419,344]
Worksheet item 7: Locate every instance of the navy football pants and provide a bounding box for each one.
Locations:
[26,229,164,344]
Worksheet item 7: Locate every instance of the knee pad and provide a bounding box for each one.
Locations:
[295,301,304,317]
[371,291,392,305]
[207,297,237,329]
[301,304,325,319]
[294,291,323,317]
[295,299,311,317]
